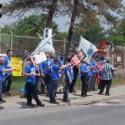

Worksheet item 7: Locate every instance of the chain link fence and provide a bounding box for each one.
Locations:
[0,33,68,58]
[0,33,125,82]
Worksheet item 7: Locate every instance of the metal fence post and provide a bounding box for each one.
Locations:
[11,30,13,50]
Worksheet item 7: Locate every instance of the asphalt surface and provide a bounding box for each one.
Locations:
[1,97,125,125]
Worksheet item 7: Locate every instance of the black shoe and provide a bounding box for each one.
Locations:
[0,99,6,103]
[27,103,35,107]
[37,103,45,107]
[0,106,4,110]
[81,94,87,97]
[50,100,59,105]
[81,93,87,96]
[20,95,26,98]
[99,92,103,95]
[105,93,110,96]
[63,99,70,102]
[54,101,60,105]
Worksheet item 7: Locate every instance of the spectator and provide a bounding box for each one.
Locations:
[99,59,114,96]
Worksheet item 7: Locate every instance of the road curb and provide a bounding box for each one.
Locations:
[70,94,125,106]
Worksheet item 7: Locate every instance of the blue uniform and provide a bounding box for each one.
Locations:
[4,55,12,75]
[24,63,42,106]
[0,65,5,82]
[40,59,53,75]
[79,63,89,96]
[24,64,37,85]
[88,60,97,91]
[40,59,53,95]
[63,64,74,102]
[51,64,59,81]
[3,55,12,93]
[49,64,59,103]
[0,64,5,100]
[79,63,89,78]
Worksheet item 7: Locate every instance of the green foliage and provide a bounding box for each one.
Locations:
[82,26,105,43]
[54,32,68,39]
[106,18,125,45]
[1,14,58,36]
[106,34,125,45]
[16,15,45,36]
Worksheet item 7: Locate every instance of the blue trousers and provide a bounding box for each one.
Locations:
[63,80,70,101]
[49,80,58,102]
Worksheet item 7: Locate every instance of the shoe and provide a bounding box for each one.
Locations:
[105,93,110,96]
[99,92,103,95]
[81,93,87,97]
[0,99,6,103]
[81,94,87,97]
[37,103,45,107]
[0,106,4,110]
[20,95,26,98]
[63,99,70,103]
[54,101,59,105]
[27,103,35,107]
[5,92,11,96]
[50,100,59,105]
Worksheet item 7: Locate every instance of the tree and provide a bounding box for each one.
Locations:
[62,0,123,53]
[83,26,105,43]
[1,14,59,52]
[4,0,58,28]
[106,18,125,45]
[3,0,123,53]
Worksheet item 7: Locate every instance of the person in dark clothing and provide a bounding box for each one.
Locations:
[99,59,114,96]
[69,54,80,93]
[39,53,53,96]
[63,57,74,102]
[49,58,60,104]
[3,50,13,95]
[24,56,45,107]
[79,60,89,96]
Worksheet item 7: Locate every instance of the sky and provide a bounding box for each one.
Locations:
[0,0,125,32]
[0,0,70,32]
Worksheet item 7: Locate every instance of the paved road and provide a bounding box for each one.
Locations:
[0,97,125,125]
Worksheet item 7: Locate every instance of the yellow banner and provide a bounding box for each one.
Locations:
[11,57,23,76]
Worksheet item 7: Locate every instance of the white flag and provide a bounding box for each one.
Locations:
[78,36,97,61]
[32,28,55,55]
[33,52,47,64]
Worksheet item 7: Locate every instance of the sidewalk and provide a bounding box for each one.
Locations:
[1,85,125,108]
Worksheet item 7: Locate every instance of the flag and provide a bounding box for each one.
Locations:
[11,57,23,76]
[98,39,106,50]
[33,52,47,64]
[33,36,55,55]
[78,36,97,61]
[32,28,55,55]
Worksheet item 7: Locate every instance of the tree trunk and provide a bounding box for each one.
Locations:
[66,0,79,55]
[46,0,58,27]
